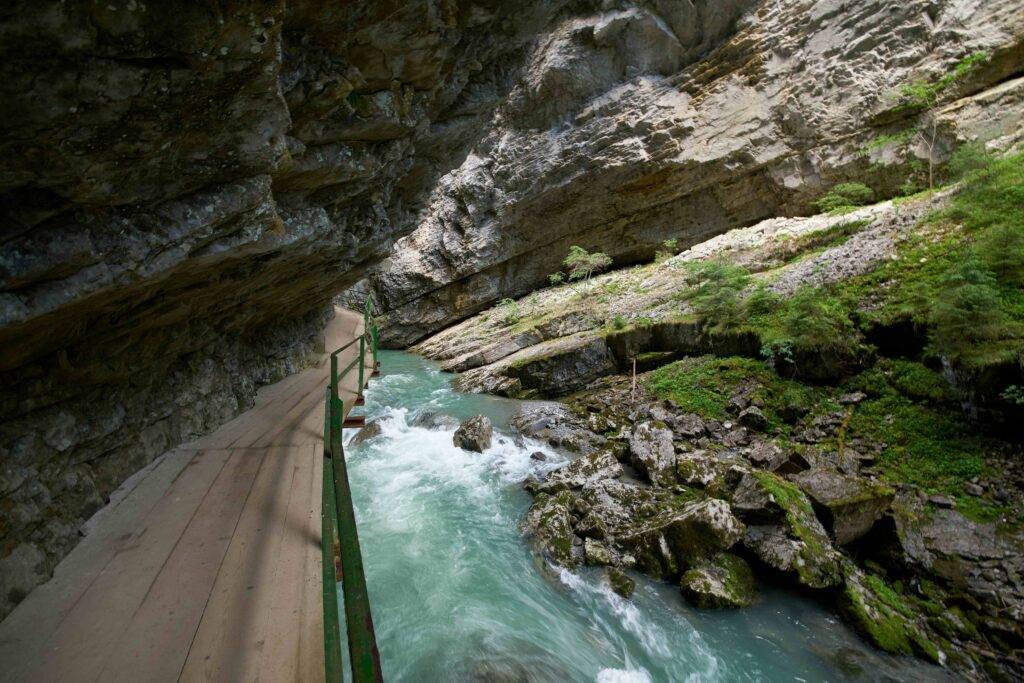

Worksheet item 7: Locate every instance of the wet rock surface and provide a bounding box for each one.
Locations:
[514,375,1024,679]
[453,415,493,453]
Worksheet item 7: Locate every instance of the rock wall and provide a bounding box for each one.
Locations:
[367,0,1024,347]
[0,0,570,618]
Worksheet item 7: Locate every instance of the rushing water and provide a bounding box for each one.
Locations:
[340,351,947,682]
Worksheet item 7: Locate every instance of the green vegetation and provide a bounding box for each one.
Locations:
[756,286,862,368]
[896,51,990,188]
[814,182,875,214]
[654,238,679,263]
[680,260,751,335]
[647,356,821,430]
[848,151,1024,367]
[839,568,939,661]
[563,245,613,290]
[610,314,627,330]
[839,360,1012,521]
[498,298,520,324]
[548,272,565,285]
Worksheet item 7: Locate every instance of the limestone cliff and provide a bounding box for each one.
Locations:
[0,0,565,618]
[366,0,1024,347]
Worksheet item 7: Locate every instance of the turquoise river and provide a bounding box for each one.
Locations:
[338,351,949,682]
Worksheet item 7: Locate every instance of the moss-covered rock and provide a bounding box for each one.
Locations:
[525,449,623,495]
[607,567,636,598]
[737,471,842,588]
[791,468,894,545]
[584,538,614,566]
[680,552,758,608]
[522,490,579,567]
[627,421,677,487]
[617,498,745,579]
[837,563,943,664]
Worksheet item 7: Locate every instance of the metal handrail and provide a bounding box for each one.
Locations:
[322,299,382,683]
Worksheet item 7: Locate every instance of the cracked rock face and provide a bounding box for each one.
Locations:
[366,0,1024,346]
[0,0,568,618]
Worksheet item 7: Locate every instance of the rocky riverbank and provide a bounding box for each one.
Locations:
[511,376,1024,680]
[408,150,1024,680]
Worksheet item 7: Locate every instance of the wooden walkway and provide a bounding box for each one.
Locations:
[0,307,367,682]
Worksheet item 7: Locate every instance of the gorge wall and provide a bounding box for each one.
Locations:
[365,0,1024,347]
[1,0,1022,627]
[0,0,572,618]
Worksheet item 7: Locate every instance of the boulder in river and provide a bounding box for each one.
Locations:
[510,403,606,453]
[522,490,579,567]
[453,415,493,452]
[617,498,745,579]
[607,568,635,598]
[680,552,758,609]
[412,411,461,431]
[525,449,623,495]
[349,420,383,446]
[791,468,894,545]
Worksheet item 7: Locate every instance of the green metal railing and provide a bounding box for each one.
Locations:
[322,299,383,682]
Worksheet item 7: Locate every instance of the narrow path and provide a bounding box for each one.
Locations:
[0,307,367,682]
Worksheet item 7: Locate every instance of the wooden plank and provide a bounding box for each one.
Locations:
[257,443,324,680]
[0,305,367,683]
[0,449,197,677]
[13,448,237,682]
[94,447,269,681]
[178,444,304,682]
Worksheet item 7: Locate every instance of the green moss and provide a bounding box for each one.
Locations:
[839,569,939,661]
[814,183,875,214]
[646,356,825,430]
[680,552,758,609]
[752,471,841,587]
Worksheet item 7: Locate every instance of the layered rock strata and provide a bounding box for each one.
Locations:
[367,0,1024,346]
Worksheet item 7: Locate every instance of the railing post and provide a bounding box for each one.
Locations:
[371,324,378,369]
[330,353,339,403]
[358,336,365,392]
[321,389,343,680]
[329,399,383,682]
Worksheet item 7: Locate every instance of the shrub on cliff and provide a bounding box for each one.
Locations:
[814,182,875,214]
[563,246,612,290]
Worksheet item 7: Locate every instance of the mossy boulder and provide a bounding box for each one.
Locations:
[584,538,614,566]
[791,468,894,545]
[522,490,579,567]
[627,421,677,487]
[680,552,758,608]
[736,471,842,588]
[525,449,623,495]
[607,567,636,598]
[617,498,745,579]
[837,563,942,663]
[675,450,747,498]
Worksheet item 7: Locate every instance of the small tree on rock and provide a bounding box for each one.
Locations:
[898,51,989,189]
[563,246,612,291]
